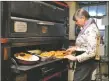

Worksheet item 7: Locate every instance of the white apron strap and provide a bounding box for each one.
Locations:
[95,33,101,60]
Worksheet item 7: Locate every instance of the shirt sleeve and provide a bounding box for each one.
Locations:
[76,46,87,51]
[76,25,98,62]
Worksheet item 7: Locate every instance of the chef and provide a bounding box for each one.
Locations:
[64,8,100,81]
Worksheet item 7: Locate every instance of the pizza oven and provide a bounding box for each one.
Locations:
[1,1,69,81]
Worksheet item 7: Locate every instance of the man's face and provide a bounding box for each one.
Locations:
[75,16,85,27]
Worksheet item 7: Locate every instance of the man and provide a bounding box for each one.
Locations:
[64,8,100,81]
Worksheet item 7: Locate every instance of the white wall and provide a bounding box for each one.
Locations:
[66,2,77,40]
[65,2,79,81]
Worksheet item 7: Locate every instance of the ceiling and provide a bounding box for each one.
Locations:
[77,1,107,6]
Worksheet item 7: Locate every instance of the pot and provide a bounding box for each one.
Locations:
[16,58,39,65]
[14,53,40,65]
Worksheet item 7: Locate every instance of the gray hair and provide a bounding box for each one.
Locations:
[73,8,90,21]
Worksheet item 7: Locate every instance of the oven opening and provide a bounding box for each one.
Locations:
[10,42,69,81]
[11,42,64,56]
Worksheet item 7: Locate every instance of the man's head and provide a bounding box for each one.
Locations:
[73,8,90,27]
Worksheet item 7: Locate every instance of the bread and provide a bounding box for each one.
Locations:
[40,51,65,58]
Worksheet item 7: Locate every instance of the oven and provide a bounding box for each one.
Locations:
[9,17,66,38]
[1,1,69,81]
[10,1,68,23]
[11,58,69,81]
[10,51,69,81]
[2,41,69,81]
[1,2,68,38]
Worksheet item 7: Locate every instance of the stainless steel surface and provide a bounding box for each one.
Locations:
[11,16,56,25]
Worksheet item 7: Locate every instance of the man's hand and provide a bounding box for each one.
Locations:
[64,46,77,55]
[64,55,77,61]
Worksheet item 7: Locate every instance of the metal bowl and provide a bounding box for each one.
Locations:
[14,53,40,65]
